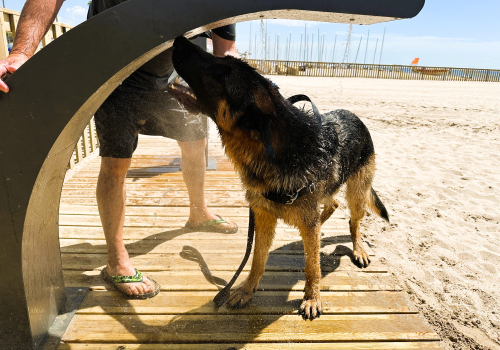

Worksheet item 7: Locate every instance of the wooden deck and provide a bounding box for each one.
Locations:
[58,135,442,349]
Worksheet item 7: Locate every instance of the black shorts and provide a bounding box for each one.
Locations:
[95,71,206,159]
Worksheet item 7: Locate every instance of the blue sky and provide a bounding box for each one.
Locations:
[4,0,500,69]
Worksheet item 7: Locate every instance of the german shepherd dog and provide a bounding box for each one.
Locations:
[169,36,389,320]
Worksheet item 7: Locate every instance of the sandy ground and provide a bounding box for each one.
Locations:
[262,76,500,349]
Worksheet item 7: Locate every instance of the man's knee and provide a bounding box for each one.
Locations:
[99,157,132,179]
[178,138,206,158]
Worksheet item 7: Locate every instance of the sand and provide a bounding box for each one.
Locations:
[258,76,500,349]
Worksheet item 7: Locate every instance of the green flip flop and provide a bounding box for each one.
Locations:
[100,267,161,299]
[185,214,238,234]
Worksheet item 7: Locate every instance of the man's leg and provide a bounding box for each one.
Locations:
[178,138,237,231]
[96,157,156,295]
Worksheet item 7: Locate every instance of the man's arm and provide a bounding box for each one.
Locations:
[0,0,65,93]
[212,31,239,58]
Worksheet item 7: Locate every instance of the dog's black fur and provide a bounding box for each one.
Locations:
[170,36,389,320]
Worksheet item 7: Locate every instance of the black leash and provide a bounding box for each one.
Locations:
[287,94,322,127]
[213,207,255,307]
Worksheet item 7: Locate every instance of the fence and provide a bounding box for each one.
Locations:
[1,7,73,60]
[1,7,99,169]
[245,59,500,83]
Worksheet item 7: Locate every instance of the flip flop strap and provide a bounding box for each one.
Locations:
[199,216,227,227]
[108,269,143,283]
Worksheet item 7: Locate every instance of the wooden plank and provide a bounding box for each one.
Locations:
[62,183,245,191]
[42,25,54,47]
[58,226,348,240]
[59,195,248,207]
[61,314,439,343]
[64,270,400,292]
[65,176,241,184]
[59,236,374,256]
[0,10,8,60]
[9,14,19,37]
[88,118,98,152]
[64,269,400,292]
[58,214,347,230]
[82,125,91,157]
[59,206,345,218]
[80,156,232,167]
[53,23,64,38]
[76,290,415,315]
[75,138,83,163]
[61,189,245,198]
[72,170,240,178]
[59,342,443,350]
[61,253,387,272]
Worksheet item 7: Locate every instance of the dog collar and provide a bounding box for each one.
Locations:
[263,182,316,205]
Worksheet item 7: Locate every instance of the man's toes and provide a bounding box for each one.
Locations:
[127,285,139,296]
[143,278,154,293]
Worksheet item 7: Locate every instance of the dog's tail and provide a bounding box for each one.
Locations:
[369,188,390,222]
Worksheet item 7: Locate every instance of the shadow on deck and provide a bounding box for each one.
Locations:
[57,136,441,349]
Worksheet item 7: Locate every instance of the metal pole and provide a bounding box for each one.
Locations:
[372,37,378,64]
[354,35,362,63]
[288,31,291,61]
[305,35,308,62]
[310,32,314,62]
[317,27,320,61]
[299,32,303,62]
[332,33,337,62]
[264,21,267,61]
[255,34,257,59]
[364,29,370,64]
[249,22,252,57]
[378,27,386,65]
[304,24,307,62]
[276,34,280,60]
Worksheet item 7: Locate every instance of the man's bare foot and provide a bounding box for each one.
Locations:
[105,264,156,296]
[186,208,238,233]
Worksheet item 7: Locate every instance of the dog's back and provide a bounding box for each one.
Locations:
[321,109,375,184]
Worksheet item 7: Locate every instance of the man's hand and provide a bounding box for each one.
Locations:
[0,53,30,93]
[0,0,65,93]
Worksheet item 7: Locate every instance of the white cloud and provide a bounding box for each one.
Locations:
[59,6,87,26]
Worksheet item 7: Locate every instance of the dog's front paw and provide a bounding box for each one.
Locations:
[353,248,371,268]
[299,297,322,320]
[226,288,254,309]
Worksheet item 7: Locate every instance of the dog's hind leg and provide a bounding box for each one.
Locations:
[298,220,323,320]
[345,156,376,268]
[227,207,277,309]
[320,197,339,225]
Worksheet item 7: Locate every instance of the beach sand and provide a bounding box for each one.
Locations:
[260,76,500,349]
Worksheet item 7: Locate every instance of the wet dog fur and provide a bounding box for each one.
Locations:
[169,36,389,320]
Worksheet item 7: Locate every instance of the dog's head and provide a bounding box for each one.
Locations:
[171,36,283,157]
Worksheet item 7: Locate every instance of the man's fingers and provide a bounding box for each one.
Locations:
[0,65,10,93]
[7,65,19,73]
[0,79,9,93]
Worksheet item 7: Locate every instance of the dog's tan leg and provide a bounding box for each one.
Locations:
[345,161,375,268]
[226,207,277,308]
[298,221,323,320]
[320,197,339,225]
